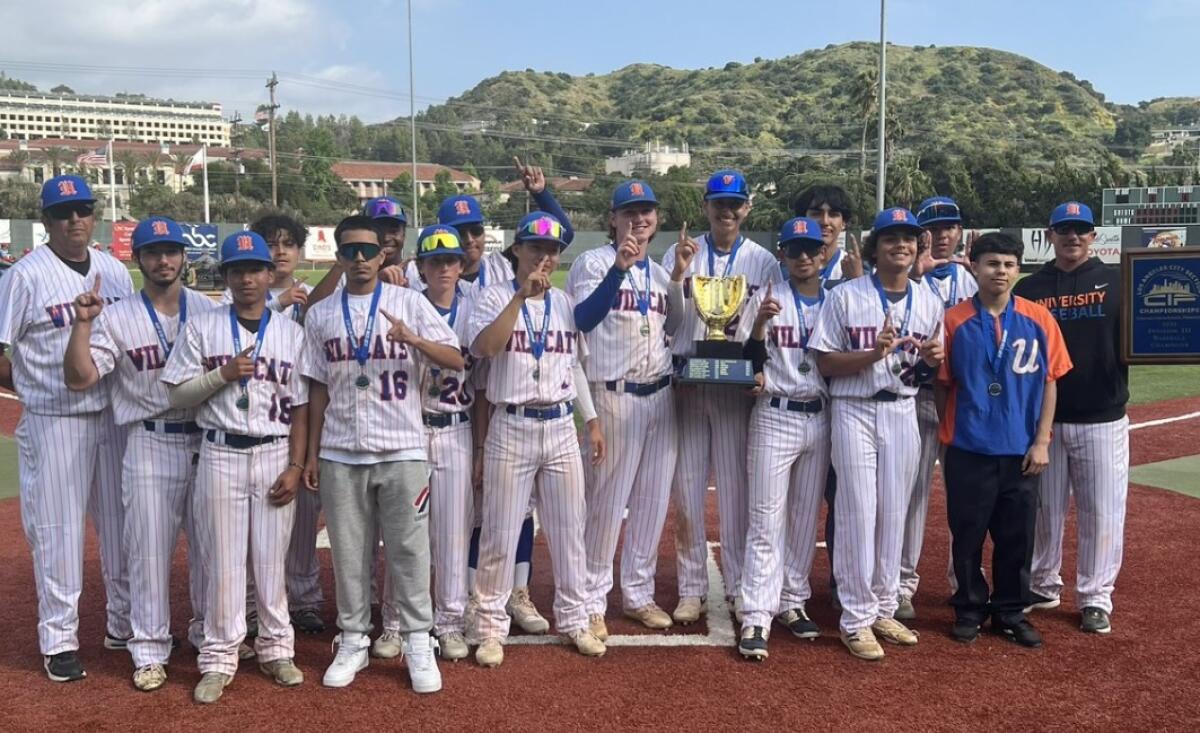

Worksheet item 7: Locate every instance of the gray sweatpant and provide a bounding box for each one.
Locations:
[318,458,431,635]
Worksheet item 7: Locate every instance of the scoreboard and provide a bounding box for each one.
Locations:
[1103,186,1200,226]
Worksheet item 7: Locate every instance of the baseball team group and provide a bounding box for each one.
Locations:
[0,160,1129,704]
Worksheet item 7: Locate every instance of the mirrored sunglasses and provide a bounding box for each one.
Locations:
[338,242,382,260]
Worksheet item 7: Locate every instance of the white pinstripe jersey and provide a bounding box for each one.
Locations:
[921,264,978,308]
[161,305,310,437]
[808,276,943,399]
[220,279,310,323]
[661,233,784,357]
[566,245,673,383]
[418,291,480,415]
[301,283,458,453]
[0,245,134,415]
[735,284,829,401]
[466,284,584,407]
[90,288,220,426]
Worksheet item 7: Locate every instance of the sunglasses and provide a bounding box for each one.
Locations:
[420,231,462,253]
[369,200,403,218]
[1052,223,1094,236]
[520,217,563,241]
[916,202,961,223]
[457,223,485,238]
[337,242,382,260]
[782,244,823,259]
[46,202,95,220]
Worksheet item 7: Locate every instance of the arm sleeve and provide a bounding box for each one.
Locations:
[531,189,574,245]
[743,337,768,374]
[573,265,624,333]
[572,360,596,422]
[166,367,227,409]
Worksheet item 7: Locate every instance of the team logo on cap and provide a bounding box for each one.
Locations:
[1066,203,1081,215]
[454,200,471,216]
[892,209,907,222]
[57,180,78,197]
[722,174,735,186]
[152,220,170,236]
[630,182,644,196]
[237,235,254,251]
[793,220,808,234]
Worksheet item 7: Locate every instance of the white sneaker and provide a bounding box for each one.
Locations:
[403,633,442,694]
[371,629,402,659]
[323,632,370,688]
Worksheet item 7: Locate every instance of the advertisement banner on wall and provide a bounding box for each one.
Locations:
[110,221,136,261]
[305,226,337,262]
[484,226,507,254]
[180,223,220,261]
[1142,227,1187,249]
[1022,227,1122,266]
[1092,227,1123,264]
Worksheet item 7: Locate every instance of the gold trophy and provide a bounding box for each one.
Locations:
[677,274,756,384]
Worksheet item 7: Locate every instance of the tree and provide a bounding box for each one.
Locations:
[0,179,42,218]
[44,147,74,177]
[50,84,75,94]
[848,66,879,180]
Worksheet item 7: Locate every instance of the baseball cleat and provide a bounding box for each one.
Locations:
[588,613,610,642]
[193,672,231,704]
[103,633,133,651]
[872,618,919,646]
[44,651,86,682]
[895,596,916,621]
[565,629,606,657]
[475,637,504,668]
[507,586,550,634]
[777,607,820,640]
[624,603,672,630]
[1022,593,1060,614]
[738,626,769,661]
[841,628,885,661]
[290,608,326,635]
[437,631,469,661]
[371,630,403,659]
[238,642,256,661]
[672,597,706,625]
[260,659,304,687]
[1080,607,1111,634]
[133,663,167,692]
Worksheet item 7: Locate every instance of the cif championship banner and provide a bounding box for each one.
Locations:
[305,226,337,262]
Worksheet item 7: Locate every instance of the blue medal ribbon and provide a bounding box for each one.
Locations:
[925,264,957,307]
[342,281,383,368]
[789,284,824,350]
[706,234,744,277]
[228,306,271,392]
[512,279,551,362]
[870,273,912,351]
[141,289,186,358]
[477,264,486,289]
[628,258,652,317]
[976,294,1014,382]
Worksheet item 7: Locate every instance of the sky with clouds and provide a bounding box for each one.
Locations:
[0,0,1194,124]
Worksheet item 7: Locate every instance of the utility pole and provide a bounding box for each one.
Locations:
[266,72,279,207]
[229,111,243,202]
[408,0,419,226]
[875,0,888,213]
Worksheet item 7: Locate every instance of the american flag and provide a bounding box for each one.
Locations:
[76,144,108,167]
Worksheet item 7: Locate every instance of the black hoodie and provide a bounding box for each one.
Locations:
[1012,257,1128,423]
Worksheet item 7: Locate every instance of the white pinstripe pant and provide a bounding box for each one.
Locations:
[899,388,942,601]
[473,409,588,640]
[123,426,206,668]
[193,438,295,676]
[1032,417,1129,613]
[671,384,752,599]
[583,385,678,616]
[428,419,474,634]
[740,400,830,628]
[17,409,131,655]
[285,486,323,612]
[830,397,920,634]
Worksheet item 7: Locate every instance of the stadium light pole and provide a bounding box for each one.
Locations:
[408,0,419,227]
[876,0,887,213]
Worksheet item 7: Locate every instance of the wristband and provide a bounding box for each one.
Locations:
[288,461,304,471]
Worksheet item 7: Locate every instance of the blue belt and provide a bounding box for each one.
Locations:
[143,420,201,434]
[505,403,574,421]
[768,397,823,414]
[205,429,280,449]
[423,412,470,428]
[604,375,672,397]
[871,390,910,402]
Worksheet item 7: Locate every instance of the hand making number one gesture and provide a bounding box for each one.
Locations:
[73,274,105,322]
[672,222,699,281]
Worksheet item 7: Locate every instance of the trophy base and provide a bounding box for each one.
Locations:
[676,340,756,385]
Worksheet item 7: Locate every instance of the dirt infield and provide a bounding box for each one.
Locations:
[0,400,1197,731]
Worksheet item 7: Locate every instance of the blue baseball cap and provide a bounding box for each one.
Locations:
[872,207,923,235]
[437,195,484,227]
[915,196,962,226]
[611,179,658,209]
[363,196,407,224]
[132,216,187,251]
[41,174,96,210]
[1049,201,1094,227]
[513,212,569,249]
[416,225,466,259]
[219,231,274,268]
[778,217,825,249]
[704,169,749,201]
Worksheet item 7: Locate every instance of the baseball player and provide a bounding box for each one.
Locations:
[411,225,482,663]
[302,217,461,691]
[466,211,604,667]
[568,180,680,639]
[938,232,1071,647]
[894,196,980,619]
[735,217,831,661]
[0,175,134,683]
[309,197,411,308]
[1013,202,1129,635]
[807,207,944,662]
[661,169,783,624]
[161,231,310,704]
[63,216,219,691]
[793,184,863,284]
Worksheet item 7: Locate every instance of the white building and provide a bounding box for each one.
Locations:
[0,90,231,146]
[1150,126,1200,147]
[330,161,480,206]
[604,140,691,176]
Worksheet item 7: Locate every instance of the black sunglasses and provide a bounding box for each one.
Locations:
[338,242,382,260]
[46,202,95,220]
[456,223,485,238]
[1052,223,1094,236]
[782,244,823,259]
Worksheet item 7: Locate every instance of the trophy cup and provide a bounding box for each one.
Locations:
[676,274,757,385]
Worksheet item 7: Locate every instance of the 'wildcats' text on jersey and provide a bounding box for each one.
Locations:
[736,285,829,401]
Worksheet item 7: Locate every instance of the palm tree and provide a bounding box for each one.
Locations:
[6,150,30,181]
[114,150,148,187]
[43,146,72,177]
[849,66,879,181]
[888,154,932,210]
